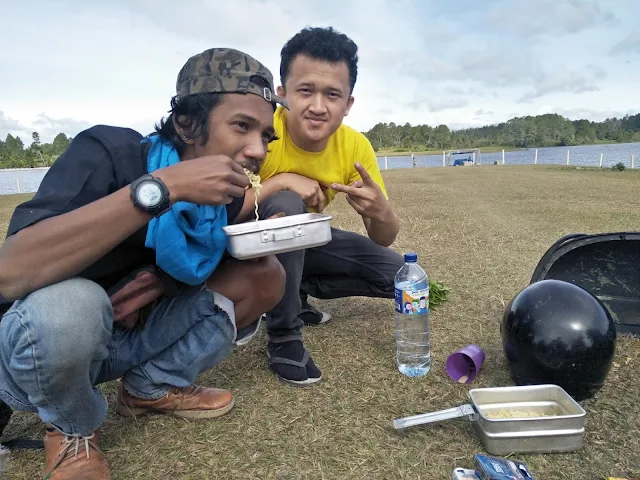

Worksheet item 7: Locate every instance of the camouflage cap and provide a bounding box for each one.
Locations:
[176,47,287,109]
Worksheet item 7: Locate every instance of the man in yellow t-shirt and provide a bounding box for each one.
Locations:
[239,27,403,386]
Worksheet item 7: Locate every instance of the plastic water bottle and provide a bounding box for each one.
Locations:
[394,252,430,377]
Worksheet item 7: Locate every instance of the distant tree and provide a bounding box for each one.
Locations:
[51,133,70,155]
[573,120,596,143]
[1,114,638,170]
[29,131,44,167]
[622,114,640,132]
[433,125,451,149]
[4,134,23,154]
[31,132,40,147]
[363,112,640,151]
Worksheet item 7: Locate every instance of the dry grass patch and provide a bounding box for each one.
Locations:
[1,165,639,479]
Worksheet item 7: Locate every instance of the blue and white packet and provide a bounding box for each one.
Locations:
[474,454,536,480]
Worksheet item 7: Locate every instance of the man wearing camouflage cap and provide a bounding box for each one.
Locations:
[0,47,285,479]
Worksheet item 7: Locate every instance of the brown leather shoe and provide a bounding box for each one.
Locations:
[115,384,234,419]
[43,427,111,480]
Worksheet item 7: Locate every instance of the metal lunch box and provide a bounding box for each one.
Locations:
[393,384,586,455]
[222,213,333,260]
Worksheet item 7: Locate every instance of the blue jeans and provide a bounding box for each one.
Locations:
[0,277,257,437]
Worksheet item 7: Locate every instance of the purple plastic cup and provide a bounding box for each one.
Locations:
[445,344,485,384]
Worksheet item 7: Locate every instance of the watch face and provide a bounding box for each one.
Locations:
[137,181,163,207]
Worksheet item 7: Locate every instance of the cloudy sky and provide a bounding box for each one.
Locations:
[2,0,639,142]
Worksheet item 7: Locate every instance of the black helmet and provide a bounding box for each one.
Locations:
[501,279,616,401]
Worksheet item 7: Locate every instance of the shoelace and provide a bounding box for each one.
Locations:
[45,433,99,478]
[63,433,95,459]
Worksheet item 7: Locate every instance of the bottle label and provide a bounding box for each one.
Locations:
[395,286,429,314]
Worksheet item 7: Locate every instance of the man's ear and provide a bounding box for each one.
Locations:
[276,85,285,97]
[344,96,355,116]
[172,115,195,144]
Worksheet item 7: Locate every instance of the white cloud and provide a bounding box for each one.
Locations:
[485,0,617,38]
[552,107,637,122]
[0,111,91,144]
[610,31,640,55]
[0,112,26,139]
[407,95,469,113]
[518,67,606,103]
[0,0,639,142]
[32,114,91,141]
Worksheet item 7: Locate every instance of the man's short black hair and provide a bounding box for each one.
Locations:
[155,93,222,155]
[280,26,359,94]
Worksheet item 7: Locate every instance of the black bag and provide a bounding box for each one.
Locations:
[530,231,640,336]
[0,401,43,450]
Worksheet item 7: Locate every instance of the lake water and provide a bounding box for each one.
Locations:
[0,168,50,195]
[1,142,639,195]
[376,142,640,170]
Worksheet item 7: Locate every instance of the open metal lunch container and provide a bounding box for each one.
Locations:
[393,384,586,455]
[223,213,332,260]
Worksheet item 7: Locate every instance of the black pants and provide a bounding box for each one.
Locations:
[258,191,405,337]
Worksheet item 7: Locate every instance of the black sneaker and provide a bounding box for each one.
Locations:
[298,298,332,326]
[267,338,322,387]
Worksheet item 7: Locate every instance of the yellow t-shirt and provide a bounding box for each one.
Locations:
[259,107,388,209]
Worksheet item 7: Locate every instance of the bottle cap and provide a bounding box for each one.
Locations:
[404,252,418,263]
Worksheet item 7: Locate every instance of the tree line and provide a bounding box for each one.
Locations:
[363,113,640,152]
[0,132,72,169]
[2,112,640,169]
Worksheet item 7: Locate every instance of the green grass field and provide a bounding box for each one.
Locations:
[1,165,639,479]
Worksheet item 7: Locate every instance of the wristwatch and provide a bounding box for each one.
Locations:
[130,174,171,217]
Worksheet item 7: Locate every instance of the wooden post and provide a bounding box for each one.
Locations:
[411,153,416,168]
[502,149,505,164]
[384,155,388,170]
[472,152,476,164]
[442,151,445,167]
[534,149,538,164]
[566,150,570,165]
[600,153,603,168]
[16,178,20,194]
